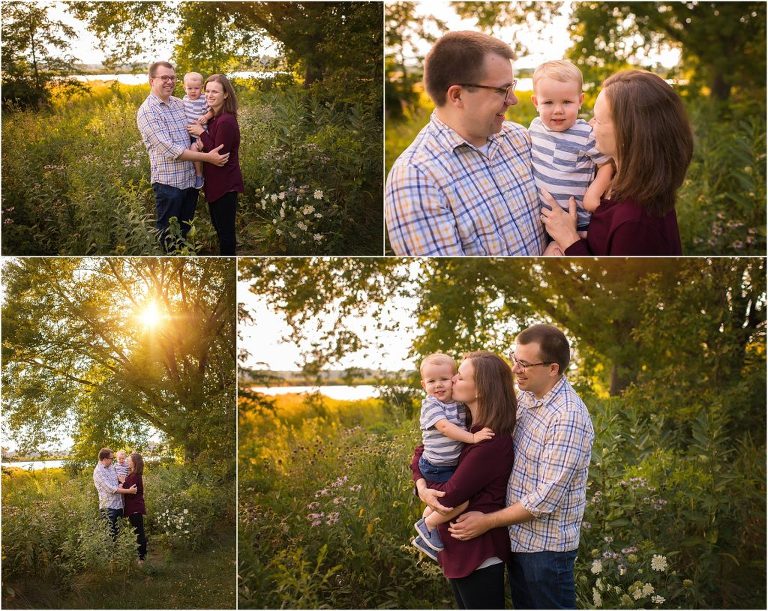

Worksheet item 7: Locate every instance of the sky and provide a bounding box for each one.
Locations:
[238,274,419,373]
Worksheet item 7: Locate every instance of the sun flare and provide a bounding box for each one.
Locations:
[138,301,162,328]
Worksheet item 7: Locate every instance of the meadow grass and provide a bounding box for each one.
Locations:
[2,78,382,256]
[2,462,236,609]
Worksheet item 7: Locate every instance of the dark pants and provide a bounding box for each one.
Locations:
[449,562,506,609]
[152,182,198,251]
[100,507,124,541]
[507,550,578,609]
[207,191,237,255]
[128,513,148,560]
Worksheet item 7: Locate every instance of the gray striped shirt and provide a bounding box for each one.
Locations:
[183,95,209,136]
[420,395,467,466]
[529,117,610,229]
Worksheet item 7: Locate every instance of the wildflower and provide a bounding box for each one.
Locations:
[627,554,639,564]
[618,564,627,576]
[314,189,324,200]
[313,234,323,242]
[271,194,278,202]
[642,583,654,597]
[620,594,633,606]
[603,535,613,544]
[732,241,744,249]
[184,509,189,514]
[591,560,603,574]
[302,205,315,215]
[621,546,638,554]
[592,588,602,607]
[683,579,694,588]
[595,578,604,591]
[582,521,591,530]
[651,595,665,604]
[279,208,285,219]
[307,501,320,510]
[297,221,308,231]
[651,554,668,572]
[278,192,286,200]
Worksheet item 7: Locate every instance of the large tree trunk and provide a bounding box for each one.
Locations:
[711,71,731,101]
[609,363,633,396]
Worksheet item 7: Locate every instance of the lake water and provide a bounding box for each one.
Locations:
[249,385,378,401]
[71,71,286,85]
[2,460,65,471]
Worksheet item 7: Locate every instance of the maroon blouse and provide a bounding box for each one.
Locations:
[565,197,682,256]
[121,473,146,515]
[199,111,244,203]
[411,427,515,579]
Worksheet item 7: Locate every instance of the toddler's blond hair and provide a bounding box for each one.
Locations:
[420,353,457,377]
[533,60,583,90]
[183,71,204,86]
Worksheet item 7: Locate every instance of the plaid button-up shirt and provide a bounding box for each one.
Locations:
[137,93,196,189]
[385,112,546,256]
[93,462,124,511]
[507,376,594,552]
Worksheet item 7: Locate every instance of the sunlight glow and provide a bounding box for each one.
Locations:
[138,301,162,329]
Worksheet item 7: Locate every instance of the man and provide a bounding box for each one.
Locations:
[385,31,545,256]
[137,61,229,251]
[93,447,136,540]
[438,324,594,609]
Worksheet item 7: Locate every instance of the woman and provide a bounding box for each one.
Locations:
[121,452,147,562]
[541,69,694,255]
[188,74,244,256]
[411,351,516,609]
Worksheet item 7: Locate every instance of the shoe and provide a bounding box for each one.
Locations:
[411,536,439,561]
[194,175,204,189]
[414,517,444,551]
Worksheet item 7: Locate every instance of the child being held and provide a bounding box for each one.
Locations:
[182,72,214,189]
[411,353,494,560]
[529,60,613,255]
[114,450,130,482]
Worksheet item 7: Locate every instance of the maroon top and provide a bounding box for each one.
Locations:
[199,111,244,203]
[564,197,682,256]
[411,427,515,579]
[121,473,146,515]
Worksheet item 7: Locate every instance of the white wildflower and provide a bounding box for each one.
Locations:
[651,554,668,572]
[592,588,602,607]
[313,189,323,200]
[591,560,603,574]
[651,595,665,604]
[642,583,655,597]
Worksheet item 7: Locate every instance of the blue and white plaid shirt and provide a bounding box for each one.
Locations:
[507,376,594,552]
[93,462,124,511]
[385,112,546,256]
[137,93,196,189]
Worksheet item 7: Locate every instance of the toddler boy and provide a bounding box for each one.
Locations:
[182,72,214,189]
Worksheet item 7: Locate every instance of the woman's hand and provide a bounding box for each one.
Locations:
[540,189,581,252]
[187,123,204,137]
[448,511,491,540]
[416,478,454,515]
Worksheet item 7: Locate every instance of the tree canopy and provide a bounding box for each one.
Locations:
[241,258,766,433]
[2,258,236,462]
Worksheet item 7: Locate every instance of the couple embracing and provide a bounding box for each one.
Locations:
[137,61,244,255]
[411,324,592,609]
[92,448,147,562]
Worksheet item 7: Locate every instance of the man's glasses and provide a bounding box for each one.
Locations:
[152,75,177,83]
[508,352,553,371]
[457,80,518,101]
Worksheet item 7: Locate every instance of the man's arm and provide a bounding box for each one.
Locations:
[178,145,229,167]
[385,162,466,256]
[448,502,534,539]
[137,105,187,161]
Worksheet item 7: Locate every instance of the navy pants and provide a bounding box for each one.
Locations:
[152,182,198,251]
[507,550,578,609]
[100,507,124,541]
[208,191,237,255]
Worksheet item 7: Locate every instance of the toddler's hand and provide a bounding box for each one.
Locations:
[197,114,209,125]
[472,427,495,443]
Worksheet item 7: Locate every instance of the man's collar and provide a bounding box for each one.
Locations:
[521,375,568,408]
[429,111,508,155]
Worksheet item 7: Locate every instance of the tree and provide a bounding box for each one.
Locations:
[1,1,86,108]
[2,258,236,462]
[240,258,765,401]
[567,2,767,101]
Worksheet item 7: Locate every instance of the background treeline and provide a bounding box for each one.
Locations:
[386,2,766,255]
[238,257,766,609]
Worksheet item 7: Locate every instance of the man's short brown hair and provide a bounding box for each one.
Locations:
[148,61,175,78]
[516,324,570,375]
[98,448,113,461]
[424,31,515,107]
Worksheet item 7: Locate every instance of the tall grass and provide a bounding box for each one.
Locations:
[2,78,383,255]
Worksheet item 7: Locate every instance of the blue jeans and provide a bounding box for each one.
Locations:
[100,507,124,541]
[418,455,456,484]
[507,549,578,609]
[152,182,198,251]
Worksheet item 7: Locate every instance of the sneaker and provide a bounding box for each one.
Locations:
[414,517,444,551]
[194,175,204,189]
[411,536,439,562]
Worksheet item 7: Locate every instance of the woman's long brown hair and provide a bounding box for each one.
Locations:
[464,351,517,436]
